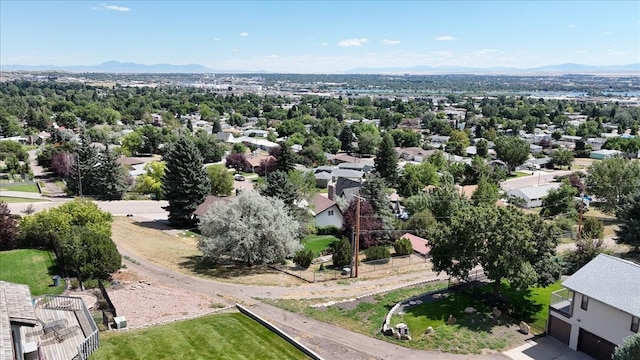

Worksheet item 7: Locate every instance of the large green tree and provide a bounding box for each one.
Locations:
[135,161,166,199]
[360,175,395,231]
[586,158,640,214]
[613,334,640,360]
[259,170,297,206]
[550,148,574,169]
[541,183,578,219]
[495,136,531,174]
[206,165,234,196]
[471,177,500,207]
[0,201,18,250]
[430,205,561,294]
[274,143,296,173]
[374,133,398,185]
[162,135,211,227]
[616,191,640,250]
[93,147,129,200]
[66,131,100,197]
[338,125,354,153]
[198,191,302,266]
[397,162,439,197]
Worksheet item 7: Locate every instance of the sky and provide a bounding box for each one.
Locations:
[1,1,639,73]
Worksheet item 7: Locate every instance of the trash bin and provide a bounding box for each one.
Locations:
[52,275,61,287]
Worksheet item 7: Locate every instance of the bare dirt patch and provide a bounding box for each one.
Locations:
[106,280,224,328]
[112,217,305,286]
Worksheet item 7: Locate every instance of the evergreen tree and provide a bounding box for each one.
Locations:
[275,143,296,173]
[93,147,128,200]
[616,191,640,250]
[66,131,100,197]
[339,125,354,153]
[162,135,211,228]
[259,171,297,205]
[374,133,398,185]
[360,175,395,231]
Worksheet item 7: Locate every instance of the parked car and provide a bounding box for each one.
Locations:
[234,174,246,181]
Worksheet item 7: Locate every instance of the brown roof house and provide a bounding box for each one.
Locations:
[192,195,232,221]
[0,280,99,360]
[309,194,343,228]
[398,233,431,257]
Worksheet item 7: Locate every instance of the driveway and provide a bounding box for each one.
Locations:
[504,336,593,360]
[501,170,574,191]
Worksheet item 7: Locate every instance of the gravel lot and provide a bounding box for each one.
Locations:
[107,277,226,328]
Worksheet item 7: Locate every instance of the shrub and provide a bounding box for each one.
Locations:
[319,263,326,271]
[70,279,80,290]
[293,249,314,269]
[317,225,339,236]
[394,238,413,256]
[613,334,640,360]
[364,245,391,262]
[330,238,352,267]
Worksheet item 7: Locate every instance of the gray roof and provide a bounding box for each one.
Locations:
[1,281,37,359]
[562,254,640,316]
[506,183,561,201]
[341,187,360,204]
[331,169,364,180]
[314,171,333,180]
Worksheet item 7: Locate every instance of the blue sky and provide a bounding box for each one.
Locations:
[1,1,639,73]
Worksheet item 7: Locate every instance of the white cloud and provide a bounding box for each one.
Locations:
[338,38,368,47]
[434,35,456,41]
[475,49,497,56]
[95,4,131,12]
[213,38,220,41]
[568,24,576,28]
[380,39,400,45]
[239,32,249,37]
[322,42,328,47]
[231,49,239,52]
[602,31,612,35]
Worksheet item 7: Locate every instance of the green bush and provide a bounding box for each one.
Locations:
[330,238,352,267]
[317,225,339,236]
[364,245,391,262]
[613,334,640,360]
[293,249,314,269]
[393,238,413,256]
[319,263,326,271]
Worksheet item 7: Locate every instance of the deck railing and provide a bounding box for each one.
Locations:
[78,329,100,360]
[550,288,573,317]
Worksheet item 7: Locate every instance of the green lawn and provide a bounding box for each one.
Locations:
[90,312,309,360]
[0,196,46,203]
[0,249,65,295]
[303,235,338,257]
[509,171,532,178]
[0,183,40,193]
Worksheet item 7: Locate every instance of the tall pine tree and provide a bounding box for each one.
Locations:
[94,147,128,200]
[275,143,296,173]
[339,125,354,153]
[374,133,398,185]
[162,135,211,227]
[66,131,100,197]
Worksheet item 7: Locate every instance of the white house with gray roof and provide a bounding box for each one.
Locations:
[506,183,561,208]
[547,254,640,360]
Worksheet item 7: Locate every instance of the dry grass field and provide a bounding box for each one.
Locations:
[111,217,305,286]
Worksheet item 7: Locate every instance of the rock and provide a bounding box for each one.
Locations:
[409,300,416,305]
[424,326,434,334]
[400,334,412,341]
[447,314,457,325]
[464,307,477,314]
[519,321,530,335]
[492,307,502,318]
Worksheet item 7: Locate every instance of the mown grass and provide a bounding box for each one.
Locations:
[0,196,46,203]
[0,183,40,192]
[0,249,65,295]
[90,312,309,360]
[303,234,338,257]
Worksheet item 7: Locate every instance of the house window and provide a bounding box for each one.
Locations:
[581,295,589,311]
[632,316,639,333]
[328,210,334,216]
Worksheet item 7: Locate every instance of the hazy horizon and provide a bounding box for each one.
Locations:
[2,1,639,73]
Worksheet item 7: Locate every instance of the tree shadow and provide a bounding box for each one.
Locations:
[178,255,278,278]
[130,219,173,230]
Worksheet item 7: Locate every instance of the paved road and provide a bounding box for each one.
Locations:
[500,170,574,191]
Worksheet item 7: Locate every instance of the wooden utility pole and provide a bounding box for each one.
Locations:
[355,196,361,278]
[577,197,584,239]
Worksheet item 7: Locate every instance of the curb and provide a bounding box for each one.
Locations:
[236,304,324,360]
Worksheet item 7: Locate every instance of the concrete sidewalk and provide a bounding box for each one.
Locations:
[0,190,46,199]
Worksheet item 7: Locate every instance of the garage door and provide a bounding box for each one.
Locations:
[547,315,571,345]
[577,328,616,360]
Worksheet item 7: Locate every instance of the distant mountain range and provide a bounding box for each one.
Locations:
[1,60,639,74]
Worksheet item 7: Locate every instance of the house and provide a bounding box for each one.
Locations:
[399,233,430,257]
[246,155,276,173]
[506,183,561,208]
[331,169,364,183]
[395,147,436,162]
[0,281,99,360]
[589,149,622,160]
[309,194,343,228]
[314,171,333,189]
[530,144,543,154]
[337,162,373,173]
[547,254,640,360]
[192,195,231,220]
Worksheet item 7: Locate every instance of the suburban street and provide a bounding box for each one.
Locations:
[500,170,574,191]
